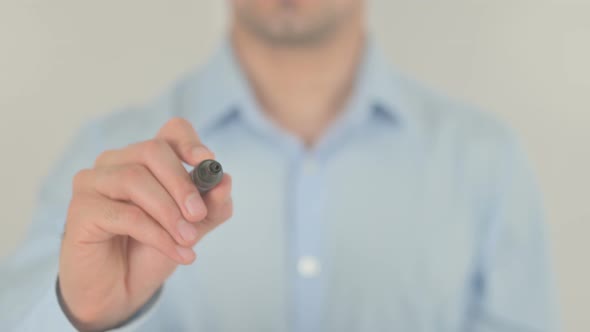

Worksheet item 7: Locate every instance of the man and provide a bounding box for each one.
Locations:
[0,1,557,331]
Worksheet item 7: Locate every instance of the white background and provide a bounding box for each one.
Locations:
[1,1,588,330]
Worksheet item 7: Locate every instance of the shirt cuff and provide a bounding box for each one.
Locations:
[105,286,163,332]
[17,278,163,332]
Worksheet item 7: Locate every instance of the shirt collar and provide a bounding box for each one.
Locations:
[179,35,413,134]
[349,36,413,127]
[177,37,258,135]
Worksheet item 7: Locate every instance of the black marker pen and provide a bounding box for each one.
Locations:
[190,159,223,193]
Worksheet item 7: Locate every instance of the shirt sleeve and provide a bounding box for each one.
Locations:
[469,132,560,331]
[0,119,161,331]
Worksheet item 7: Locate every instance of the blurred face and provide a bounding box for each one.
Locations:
[231,0,363,46]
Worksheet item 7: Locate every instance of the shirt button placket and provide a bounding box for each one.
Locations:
[291,152,325,332]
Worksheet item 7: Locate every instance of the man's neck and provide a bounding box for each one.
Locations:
[231,17,365,147]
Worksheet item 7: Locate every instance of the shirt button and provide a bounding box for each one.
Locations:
[297,256,321,278]
[302,157,318,175]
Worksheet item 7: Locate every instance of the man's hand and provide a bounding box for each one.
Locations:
[58,118,233,331]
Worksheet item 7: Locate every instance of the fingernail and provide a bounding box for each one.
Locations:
[192,146,212,160]
[185,193,204,218]
[177,219,198,242]
[176,246,194,262]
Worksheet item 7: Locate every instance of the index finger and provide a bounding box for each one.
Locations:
[156,117,216,167]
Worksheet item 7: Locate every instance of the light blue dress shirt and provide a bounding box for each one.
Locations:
[0,38,558,331]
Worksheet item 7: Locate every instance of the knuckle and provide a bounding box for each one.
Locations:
[166,117,190,128]
[122,164,147,183]
[143,139,169,159]
[72,169,92,190]
[94,150,114,167]
[67,194,91,222]
[69,192,91,207]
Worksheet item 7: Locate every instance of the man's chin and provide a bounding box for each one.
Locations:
[238,15,347,48]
